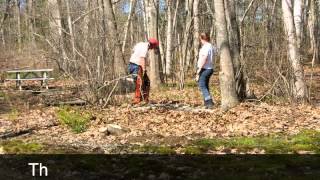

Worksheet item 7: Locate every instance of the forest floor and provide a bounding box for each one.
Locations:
[1,65,320,154]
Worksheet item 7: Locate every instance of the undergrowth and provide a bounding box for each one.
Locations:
[57,106,91,133]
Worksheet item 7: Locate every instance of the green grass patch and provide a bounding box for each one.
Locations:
[134,145,176,154]
[194,130,320,154]
[57,106,92,133]
[0,140,43,154]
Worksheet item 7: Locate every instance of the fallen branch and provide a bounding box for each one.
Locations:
[0,122,59,140]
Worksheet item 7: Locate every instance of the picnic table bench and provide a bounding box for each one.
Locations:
[5,69,54,91]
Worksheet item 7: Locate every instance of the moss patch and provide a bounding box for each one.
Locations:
[0,140,43,154]
[194,130,320,154]
[133,145,176,154]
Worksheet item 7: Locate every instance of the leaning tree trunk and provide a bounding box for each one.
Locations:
[104,0,126,76]
[144,0,161,88]
[214,0,239,111]
[282,0,307,99]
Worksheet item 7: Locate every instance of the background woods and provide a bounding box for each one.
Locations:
[0,0,319,108]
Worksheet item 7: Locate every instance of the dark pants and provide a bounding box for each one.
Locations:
[128,63,150,103]
[198,68,214,102]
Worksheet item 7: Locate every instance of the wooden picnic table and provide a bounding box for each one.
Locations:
[5,69,54,91]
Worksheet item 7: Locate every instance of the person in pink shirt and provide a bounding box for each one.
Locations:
[128,38,159,104]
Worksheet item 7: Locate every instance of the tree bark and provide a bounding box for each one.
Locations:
[15,0,22,52]
[293,0,303,49]
[26,0,36,49]
[165,0,173,75]
[104,0,126,76]
[144,0,161,88]
[193,0,200,69]
[309,0,319,64]
[225,0,255,100]
[66,0,76,64]
[282,0,307,99]
[214,0,239,110]
[122,0,137,54]
[48,0,68,72]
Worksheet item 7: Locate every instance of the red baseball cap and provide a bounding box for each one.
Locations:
[148,38,159,49]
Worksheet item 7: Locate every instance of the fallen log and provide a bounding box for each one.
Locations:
[0,128,35,139]
[46,99,87,106]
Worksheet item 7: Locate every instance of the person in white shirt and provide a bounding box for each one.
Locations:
[196,33,216,109]
[128,38,159,104]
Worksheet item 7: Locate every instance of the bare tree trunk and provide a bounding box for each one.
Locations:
[184,0,193,70]
[48,0,68,72]
[282,0,307,99]
[144,0,161,88]
[66,0,76,68]
[104,0,126,75]
[15,0,22,52]
[225,0,254,100]
[309,0,319,64]
[165,0,173,75]
[263,0,277,70]
[122,0,137,53]
[26,0,36,49]
[214,0,239,110]
[294,0,303,49]
[0,0,11,48]
[193,0,200,69]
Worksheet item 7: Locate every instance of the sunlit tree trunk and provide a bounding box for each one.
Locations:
[48,0,68,72]
[282,0,307,99]
[193,0,200,69]
[66,0,76,68]
[214,0,239,110]
[293,0,303,49]
[165,0,173,75]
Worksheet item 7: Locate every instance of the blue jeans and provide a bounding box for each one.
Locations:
[128,63,139,79]
[198,68,214,101]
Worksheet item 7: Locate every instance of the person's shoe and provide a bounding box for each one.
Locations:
[204,99,214,109]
